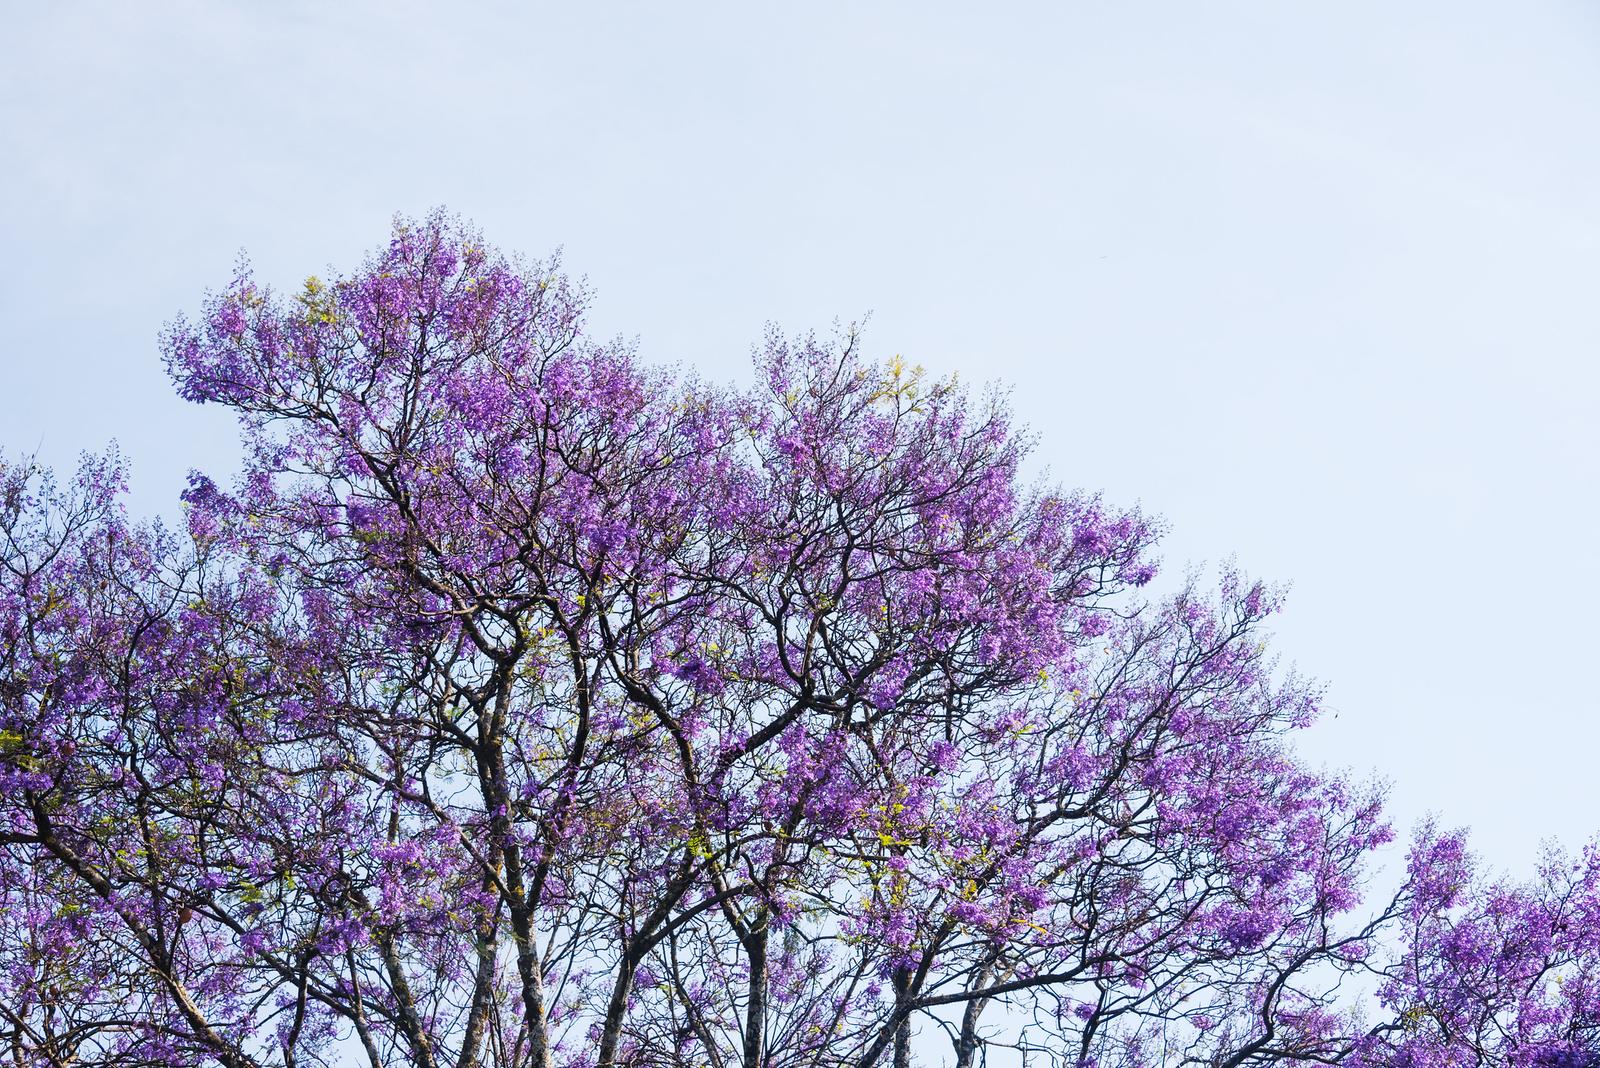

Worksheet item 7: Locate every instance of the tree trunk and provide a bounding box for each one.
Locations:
[478,718,555,1068]
[892,969,913,1068]
[453,891,500,1068]
[953,992,988,1068]
[595,949,637,1068]
[742,918,770,1068]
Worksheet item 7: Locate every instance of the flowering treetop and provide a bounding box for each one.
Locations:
[1,212,1595,1068]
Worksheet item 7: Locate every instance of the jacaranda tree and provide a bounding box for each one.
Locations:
[1,213,1595,1068]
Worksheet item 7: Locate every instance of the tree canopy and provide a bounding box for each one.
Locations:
[1,213,1595,1068]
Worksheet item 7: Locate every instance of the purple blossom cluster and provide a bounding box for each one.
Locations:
[0,212,1594,1068]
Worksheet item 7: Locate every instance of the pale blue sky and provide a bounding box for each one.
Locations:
[2,1,1597,882]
